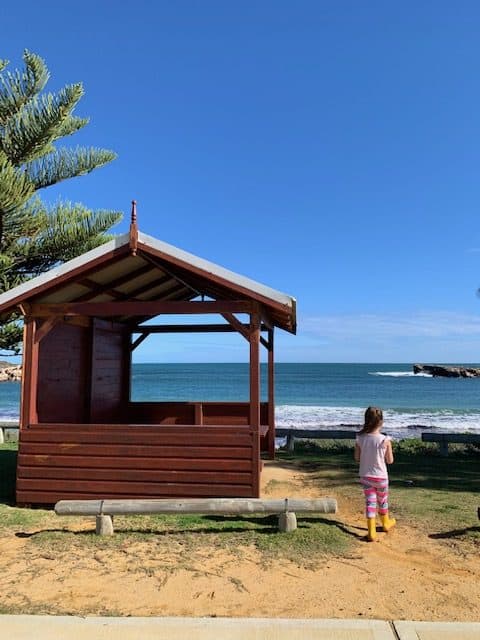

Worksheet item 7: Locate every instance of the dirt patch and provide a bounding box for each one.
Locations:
[0,460,478,620]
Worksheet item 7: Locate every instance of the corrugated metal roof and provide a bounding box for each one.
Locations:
[0,231,296,333]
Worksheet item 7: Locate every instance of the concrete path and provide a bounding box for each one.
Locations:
[1,615,480,639]
[394,620,480,639]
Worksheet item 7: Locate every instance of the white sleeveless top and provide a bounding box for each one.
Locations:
[356,432,390,478]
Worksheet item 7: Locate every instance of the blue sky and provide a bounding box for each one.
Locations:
[2,1,480,363]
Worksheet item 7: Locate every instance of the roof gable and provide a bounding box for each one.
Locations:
[0,230,296,333]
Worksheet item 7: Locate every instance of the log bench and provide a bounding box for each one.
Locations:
[421,432,480,456]
[55,497,338,535]
[276,428,357,452]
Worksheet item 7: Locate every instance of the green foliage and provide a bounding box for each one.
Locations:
[0,50,122,355]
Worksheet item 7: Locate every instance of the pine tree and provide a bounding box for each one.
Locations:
[0,51,122,355]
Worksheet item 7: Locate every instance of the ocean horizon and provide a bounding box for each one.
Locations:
[1,362,480,439]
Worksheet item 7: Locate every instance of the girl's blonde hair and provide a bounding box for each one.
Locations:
[360,406,383,433]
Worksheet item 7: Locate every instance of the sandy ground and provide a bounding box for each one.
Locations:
[0,461,478,621]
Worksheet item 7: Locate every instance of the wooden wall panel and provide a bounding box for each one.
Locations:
[37,322,89,423]
[16,424,256,505]
[89,320,127,423]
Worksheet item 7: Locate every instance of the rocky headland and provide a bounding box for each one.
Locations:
[0,361,22,382]
[413,363,480,378]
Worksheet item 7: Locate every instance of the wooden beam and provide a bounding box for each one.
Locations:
[34,317,61,344]
[125,274,172,299]
[139,251,202,298]
[133,323,248,334]
[222,313,250,342]
[78,278,126,300]
[130,333,148,351]
[249,310,261,498]
[30,300,254,317]
[73,264,153,303]
[267,327,275,459]
[20,317,39,428]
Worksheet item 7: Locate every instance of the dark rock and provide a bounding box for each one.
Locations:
[413,364,480,378]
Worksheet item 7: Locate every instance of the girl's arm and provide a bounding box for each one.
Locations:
[385,440,394,464]
[354,443,361,462]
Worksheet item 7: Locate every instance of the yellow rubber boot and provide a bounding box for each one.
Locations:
[380,513,396,532]
[367,517,377,541]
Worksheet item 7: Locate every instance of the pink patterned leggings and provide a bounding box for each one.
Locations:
[360,476,389,518]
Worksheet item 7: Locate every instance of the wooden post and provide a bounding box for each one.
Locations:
[194,402,203,425]
[20,317,39,428]
[287,434,296,453]
[249,309,261,497]
[267,327,275,459]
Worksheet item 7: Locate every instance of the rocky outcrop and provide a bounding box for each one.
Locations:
[0,364,21,382]
[413,364,480,378]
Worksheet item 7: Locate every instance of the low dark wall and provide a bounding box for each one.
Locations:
[16,423,257,505]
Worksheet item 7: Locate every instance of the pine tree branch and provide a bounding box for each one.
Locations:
[53,115,89,140]
[0,150,35,219]
[24,146,117,189]
[0,50,49,126]
[3,83,84,165]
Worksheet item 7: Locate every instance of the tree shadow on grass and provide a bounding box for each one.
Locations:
[15,514,365,540]
[429,525,480,540]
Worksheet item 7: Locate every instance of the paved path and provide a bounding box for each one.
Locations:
[1,615,480,639]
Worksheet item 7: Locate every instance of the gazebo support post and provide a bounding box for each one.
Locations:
[249,309,261,497]
[267,327,275,459]
[20,316,39,428]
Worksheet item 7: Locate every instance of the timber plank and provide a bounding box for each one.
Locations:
[16,486,254,504]
[19,443,252,458]
[19,431,252,446]
[16,479,253,495]
[24,424,254,434]
[17,467,252,484]
[18,454,252,471]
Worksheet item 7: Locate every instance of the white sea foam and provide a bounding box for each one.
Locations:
[275,405,480,439]
[369,371,432,378]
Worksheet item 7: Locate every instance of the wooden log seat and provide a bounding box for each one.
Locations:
[55,497,339,534]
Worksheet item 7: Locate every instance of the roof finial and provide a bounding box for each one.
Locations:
[131,200,137,225]
[129,199,138,255]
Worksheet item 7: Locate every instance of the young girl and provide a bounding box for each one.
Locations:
[354,406,396,541]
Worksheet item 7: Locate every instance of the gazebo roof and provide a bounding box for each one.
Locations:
[0,225,296,333]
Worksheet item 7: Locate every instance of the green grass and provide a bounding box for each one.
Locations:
[279,439,480,551]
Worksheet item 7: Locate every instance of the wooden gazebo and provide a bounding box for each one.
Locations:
[0,204,296,505]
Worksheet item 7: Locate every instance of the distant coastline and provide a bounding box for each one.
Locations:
[0,361,21,382]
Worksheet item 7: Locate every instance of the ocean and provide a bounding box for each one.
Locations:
[1,362,480,440]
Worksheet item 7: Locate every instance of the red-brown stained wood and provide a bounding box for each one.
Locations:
[17,485,254,504]
[18,467,251,484]
[37,321,89,423]
[19,443,252,458]
[18,454,252,471]
[19,430,253,446]
[16,423,255,504]
[17,479,252,494]
[89,320,127,423]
